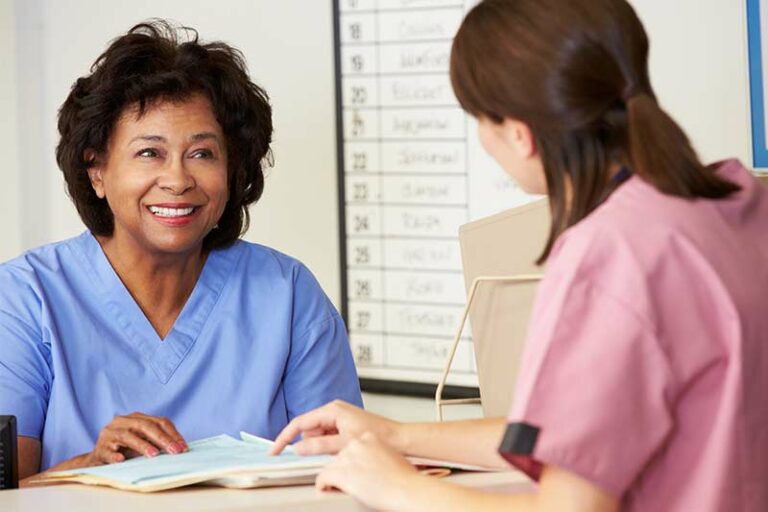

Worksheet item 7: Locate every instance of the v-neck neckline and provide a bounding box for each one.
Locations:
[72,231,244,384]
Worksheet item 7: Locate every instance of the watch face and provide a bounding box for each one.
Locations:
[0,416,17,490]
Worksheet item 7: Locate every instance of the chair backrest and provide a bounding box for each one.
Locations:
[458,199,549,417]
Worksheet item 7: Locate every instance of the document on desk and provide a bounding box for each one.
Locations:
[32,432,331,492]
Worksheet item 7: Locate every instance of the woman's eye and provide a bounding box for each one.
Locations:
[136,148,159,158]
[190,149,214,159]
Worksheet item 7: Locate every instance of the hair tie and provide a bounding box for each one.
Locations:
[622,84,641,102]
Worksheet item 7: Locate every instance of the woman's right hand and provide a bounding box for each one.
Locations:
[270,400,402,456]
[20,413,187,485]
[82,412,188,466]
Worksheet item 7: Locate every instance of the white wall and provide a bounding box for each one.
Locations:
[635,0,752,167]
[0,0,21,262]
[0,0,755,308]
[6,0,343,301]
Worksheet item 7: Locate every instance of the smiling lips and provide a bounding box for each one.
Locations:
[146,203,201,226]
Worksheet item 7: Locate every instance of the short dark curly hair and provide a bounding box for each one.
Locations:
[56,19,273,250]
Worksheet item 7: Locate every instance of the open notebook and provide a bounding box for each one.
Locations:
[32,433,330,492]
[32,432,498,492]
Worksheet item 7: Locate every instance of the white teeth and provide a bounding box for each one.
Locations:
[148,206,195,218]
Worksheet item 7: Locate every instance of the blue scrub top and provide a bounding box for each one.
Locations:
[0,232,362,470]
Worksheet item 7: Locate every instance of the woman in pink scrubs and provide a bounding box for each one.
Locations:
[271,0,768,510]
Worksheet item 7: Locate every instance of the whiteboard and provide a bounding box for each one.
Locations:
[334,0,540,394]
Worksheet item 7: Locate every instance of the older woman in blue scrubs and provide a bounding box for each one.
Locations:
[0,21,362,483]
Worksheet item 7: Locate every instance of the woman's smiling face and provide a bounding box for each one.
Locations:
[88,93,229,256]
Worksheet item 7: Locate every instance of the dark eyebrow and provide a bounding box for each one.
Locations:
[127,133,220,145]
[129,135,166,144]
[189,132,220,143]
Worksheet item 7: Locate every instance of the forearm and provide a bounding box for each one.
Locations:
[395,473,537,512]
[393,417,510,469]
[19,452,93,487]
[392,467,618,512]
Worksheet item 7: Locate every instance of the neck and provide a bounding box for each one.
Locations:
[563,162,628,211]
[96,232,207,338]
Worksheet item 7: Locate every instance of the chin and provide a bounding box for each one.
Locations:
[146,234,206,256]
[516,181,547,196]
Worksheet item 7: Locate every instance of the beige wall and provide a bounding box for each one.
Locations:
[0,0,758,307]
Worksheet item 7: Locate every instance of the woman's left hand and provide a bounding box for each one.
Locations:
[315,431,422,510]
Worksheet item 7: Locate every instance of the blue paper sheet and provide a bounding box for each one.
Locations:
[50,433,329,486]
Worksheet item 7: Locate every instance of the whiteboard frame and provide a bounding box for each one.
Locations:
[747,0,768,167]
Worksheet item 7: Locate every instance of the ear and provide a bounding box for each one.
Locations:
[499,119,537,159]
[85,150,106,199]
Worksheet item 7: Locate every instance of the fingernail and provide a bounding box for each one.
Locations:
[168,442,183,454]
[147,447,159,457]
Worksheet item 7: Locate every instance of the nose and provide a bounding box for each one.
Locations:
[157,156,195,195]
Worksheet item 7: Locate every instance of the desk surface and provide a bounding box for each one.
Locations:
[0,470,533,511]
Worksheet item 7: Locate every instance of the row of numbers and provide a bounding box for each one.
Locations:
[339,3,475,377]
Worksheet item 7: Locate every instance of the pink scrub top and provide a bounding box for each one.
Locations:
[500,160,768,511]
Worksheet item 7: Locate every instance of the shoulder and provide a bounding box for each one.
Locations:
[227,240,336,321]
[547,181,661,282]
[0,233,88,337]
[542,178,698,321]
[552,172,712,271]
[228,240,321,287]
[1,233,80,272]
[544,162,761,322]
[554,160,762,272]
[0,233,87,298]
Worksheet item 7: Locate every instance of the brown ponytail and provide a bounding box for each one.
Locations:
[626,93,739,198]
[450,0,740,264]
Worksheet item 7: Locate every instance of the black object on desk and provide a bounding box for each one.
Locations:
[0,416,18,489]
